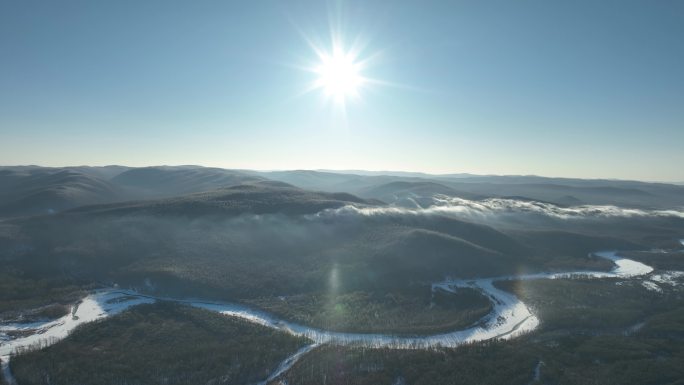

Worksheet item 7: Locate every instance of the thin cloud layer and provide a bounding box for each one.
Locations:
[317,195,684,220]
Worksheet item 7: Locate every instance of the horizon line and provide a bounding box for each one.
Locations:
[1,163,682,185]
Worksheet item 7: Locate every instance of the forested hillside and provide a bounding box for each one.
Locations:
[10,302,309,385]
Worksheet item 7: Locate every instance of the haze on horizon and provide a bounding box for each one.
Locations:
[1,0,683,182]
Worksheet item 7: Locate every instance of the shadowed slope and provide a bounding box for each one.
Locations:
[0,168,123,217]
[67,180,372,217]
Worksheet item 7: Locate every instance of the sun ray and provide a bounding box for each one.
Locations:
[288,7,415,113]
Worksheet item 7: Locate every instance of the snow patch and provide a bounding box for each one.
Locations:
[592,251,653,277]
[650,271,684,286]
[641,281,662,292]
[258,343,319,385]
[0,292,153,362]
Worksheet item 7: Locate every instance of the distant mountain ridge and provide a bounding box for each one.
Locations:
[1,165,683,218]
[0,165,267,217]
[0,167,123,217]
[0,167,679,327]
[111,166,265,197]
[67,180,374,217]
[260,169,684,209]
[0,173,658,309]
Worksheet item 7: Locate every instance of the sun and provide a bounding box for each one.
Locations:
[314,47,364,101]
[297,28,383,108]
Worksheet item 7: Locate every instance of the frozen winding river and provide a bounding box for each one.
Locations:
[0,248,679,384]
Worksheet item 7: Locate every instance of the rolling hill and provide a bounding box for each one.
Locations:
[0,167,124,217]
[111,166,265,197]
[67,180,372,217]
[358,181,483,206]
[0,166,266,218]
[0,179,660,312]
[4,166,684,219]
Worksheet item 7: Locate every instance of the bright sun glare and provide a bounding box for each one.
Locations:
[315,47,364,100]
[298,22,385,109]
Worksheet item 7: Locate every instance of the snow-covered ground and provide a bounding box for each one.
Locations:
[641,280,663,292]
[592,251,654,277]
[195,278,537,349]
[651,271,684,286]
[0,292,153,363]
[257,343,320,385]
[0,248,678,384]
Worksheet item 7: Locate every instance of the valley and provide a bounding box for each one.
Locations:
[1,166,683,385]
[1,240,682,384]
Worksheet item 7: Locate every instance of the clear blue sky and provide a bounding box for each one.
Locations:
[1,0,683,181]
